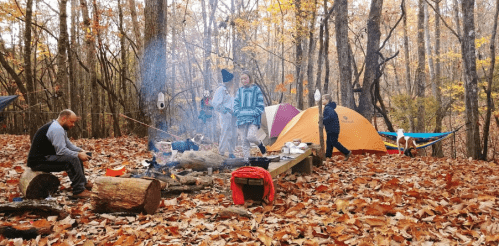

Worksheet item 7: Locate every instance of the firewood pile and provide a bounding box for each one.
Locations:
[124,150,238,198]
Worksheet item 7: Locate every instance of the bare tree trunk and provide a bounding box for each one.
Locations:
[69,0,81,138]
[481,0,499,160]
[402,0,414,132]
[117,0,133,133]
[461,0,482,159]
[424,3,435,100]
[127,0,143,53]
[315,0,331,160]
[415,0,426,136]
[80,0,99,138]
[306,0,317,107]
[357,0,383,121]
[323,11,330,96]
[294,0,304,110]
[335,0,354,108]
[402,1,411,95]
[170,0,177,125]
[201,0,217,89]
[92,0,103,137]
[278,6,285,104]
[126,0,141,134]
[56,0,69,111]
[231,0,239,83]
[453,0,462,38]
[143,0,168,141]
[23,0,39,140]
[432,0,444,157]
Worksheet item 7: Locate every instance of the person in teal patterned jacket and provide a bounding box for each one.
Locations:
[233,70,266,157]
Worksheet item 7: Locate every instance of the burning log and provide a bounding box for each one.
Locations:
[92,177,161,215]
[160,173,213,195]
[18,168,60,199]
[166,173,213,186]
[161,185,205,195]
[174,175,198,185]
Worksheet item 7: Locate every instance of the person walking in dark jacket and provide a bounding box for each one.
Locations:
[322,95,351,161]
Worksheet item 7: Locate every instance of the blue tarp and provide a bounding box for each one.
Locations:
[0,95,18,112]
[0,95,18,122]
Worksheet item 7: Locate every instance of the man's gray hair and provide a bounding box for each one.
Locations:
[58,109,75,118]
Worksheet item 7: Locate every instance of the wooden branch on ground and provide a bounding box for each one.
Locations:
[0,220,52,240]
[0,200,68,219]
[217,207,253,219]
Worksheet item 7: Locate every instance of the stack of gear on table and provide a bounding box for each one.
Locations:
[280,139,309,154]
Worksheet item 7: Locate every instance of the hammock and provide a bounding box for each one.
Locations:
[378,126,462,151]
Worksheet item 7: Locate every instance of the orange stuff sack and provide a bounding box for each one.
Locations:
[105,166,126,177]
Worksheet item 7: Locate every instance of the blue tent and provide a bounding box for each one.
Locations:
[0,95,18,122]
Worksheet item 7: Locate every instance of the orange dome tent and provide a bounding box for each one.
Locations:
[268,106,387,155]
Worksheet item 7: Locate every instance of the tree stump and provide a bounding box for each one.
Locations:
[92,177,161,215]
[18,168,60,199]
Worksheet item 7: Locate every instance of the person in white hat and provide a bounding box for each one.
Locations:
[212,69,237,158]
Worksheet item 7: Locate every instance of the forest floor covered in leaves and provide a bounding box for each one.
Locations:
[1,134,499,245]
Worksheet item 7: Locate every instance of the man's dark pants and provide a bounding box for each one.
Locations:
[29,155,87,195]
[325,132,349,158]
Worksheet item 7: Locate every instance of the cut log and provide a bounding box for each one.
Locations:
[0,200,68,219]
[18,168,60,199]
[177,150,225,170]
[92,177,161,215]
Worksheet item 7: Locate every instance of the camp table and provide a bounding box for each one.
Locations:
[268,148,313,178]
[233,148,313,203]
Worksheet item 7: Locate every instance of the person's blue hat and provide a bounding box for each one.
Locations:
[221,69,234,83]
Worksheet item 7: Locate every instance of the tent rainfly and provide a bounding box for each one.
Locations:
[258,103,300,146]
[268,106,387,155]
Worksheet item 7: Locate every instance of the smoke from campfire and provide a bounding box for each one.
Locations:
[141,34,218,145]
[141,37,167,116]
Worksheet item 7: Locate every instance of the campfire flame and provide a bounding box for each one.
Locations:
[171,173,177,180]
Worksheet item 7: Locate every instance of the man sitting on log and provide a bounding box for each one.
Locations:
[27,109,92,198]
